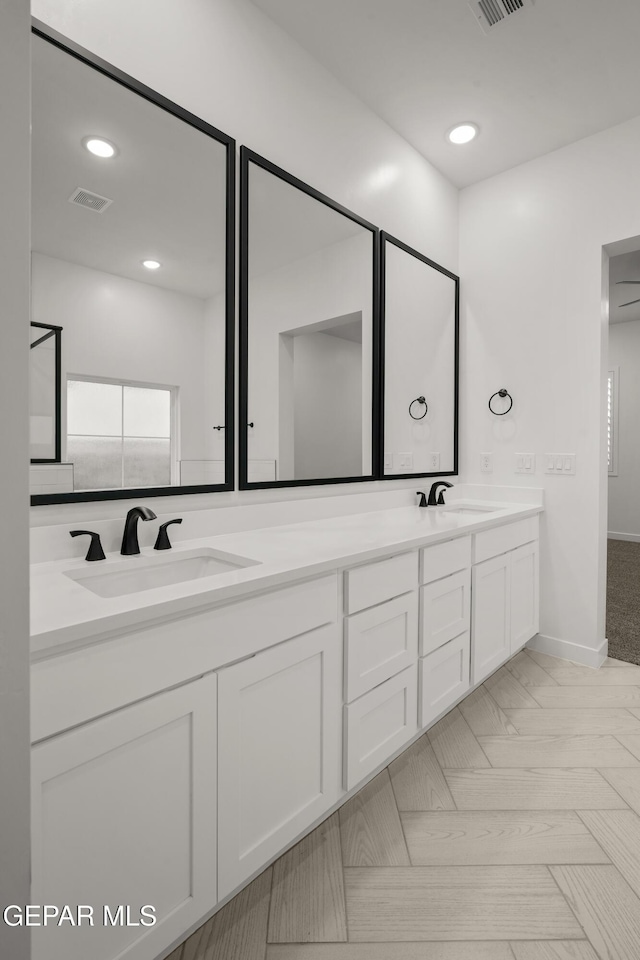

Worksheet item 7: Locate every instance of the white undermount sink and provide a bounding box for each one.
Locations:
[64,548,260,598]
[439,504,503,516]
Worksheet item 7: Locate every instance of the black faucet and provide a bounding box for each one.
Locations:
[416,491,428,508]
[121,506,157,555]
[428,481,453,506]
[70,530,106,561]
[154,518,182,551]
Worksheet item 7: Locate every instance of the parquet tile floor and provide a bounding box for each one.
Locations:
[166,650,640,960]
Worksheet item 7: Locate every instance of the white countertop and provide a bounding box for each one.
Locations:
[31,500,542,657]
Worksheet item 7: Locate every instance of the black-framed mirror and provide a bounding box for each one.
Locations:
[30,21,235,505]
[239,147,380,489]
[380,232,459,479]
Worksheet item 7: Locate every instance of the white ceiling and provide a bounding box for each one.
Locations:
[248,161,367,278]
[251,0,640,188]
[32,36,228,300]
[610,250,640,324]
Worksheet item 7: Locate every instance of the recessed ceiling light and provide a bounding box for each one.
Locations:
[82,136,118,159]
[447,122,479,145]
[142,259,161,270]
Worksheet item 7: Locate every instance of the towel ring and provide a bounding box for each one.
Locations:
[409,396,428,420]
[488,388,513,416]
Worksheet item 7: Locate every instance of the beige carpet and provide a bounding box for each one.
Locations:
[607,538,640,666]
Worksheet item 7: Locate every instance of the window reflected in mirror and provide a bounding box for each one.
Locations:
[381,234,458,478]
[240,149,378,487]
[29,29,234,502]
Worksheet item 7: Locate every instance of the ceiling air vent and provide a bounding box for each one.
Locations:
[469,0,535,34]
[68,187,113,213]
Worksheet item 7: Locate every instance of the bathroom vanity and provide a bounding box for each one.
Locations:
[26,20,536,960]
[30,497,540,960]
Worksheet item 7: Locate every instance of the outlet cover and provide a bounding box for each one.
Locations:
[480,452,493,474]
[429,452,440,471]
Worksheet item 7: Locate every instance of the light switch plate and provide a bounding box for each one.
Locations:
[383,453,392,470]
[544,453,576,475]
[396,452,413,471]
[515,452,536,474]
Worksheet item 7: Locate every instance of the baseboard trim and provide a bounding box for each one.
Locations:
[527,633,608,668]
[608,531,640,542]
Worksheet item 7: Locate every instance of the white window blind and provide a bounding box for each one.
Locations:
[608,368,618,476]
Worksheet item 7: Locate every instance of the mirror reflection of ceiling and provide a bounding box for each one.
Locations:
[248,161,365,279]
[31,36,227,300]
[283,312,362,343]
[610,249,640,325]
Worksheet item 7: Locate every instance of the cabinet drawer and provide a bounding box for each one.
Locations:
[420,569,471,656]
[473,517,538,564]
[32,574,339,743]
[345,593,418,702]
[420,632,470,729]
[344,664,418,790]
[420,536,471,585]
[345,552,418,614]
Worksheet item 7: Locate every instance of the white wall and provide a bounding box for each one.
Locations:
[608,321,640,539]
[0,0,30,956]
[293,331,362,479]
[203,290,227,464]
[460,114,640,665]
[384,242,456,474]
[31,252,217,464]
[30,0,459,524]
[248,232,371,478]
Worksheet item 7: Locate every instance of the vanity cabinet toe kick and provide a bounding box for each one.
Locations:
[30,512,539,960]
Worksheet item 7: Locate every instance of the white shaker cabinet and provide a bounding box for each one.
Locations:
[344,662,418,790]
[419,631,471,728]
[29,507,542,960]
[31,674,218,960]
[342,553,419,791]
[471,552,511,684]
[421,568,471,656]
[217,623,341,899]
[472,532,540,684]
[510,540,540,650]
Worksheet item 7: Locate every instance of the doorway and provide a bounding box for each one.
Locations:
[605,241,640,665]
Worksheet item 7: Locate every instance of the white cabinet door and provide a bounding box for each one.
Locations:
[31,675,217,960]
[419,631,470,729]
[421,569,471,656]
[471,552,511,684]
[217,624,341,898]
[510,540,539,651]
